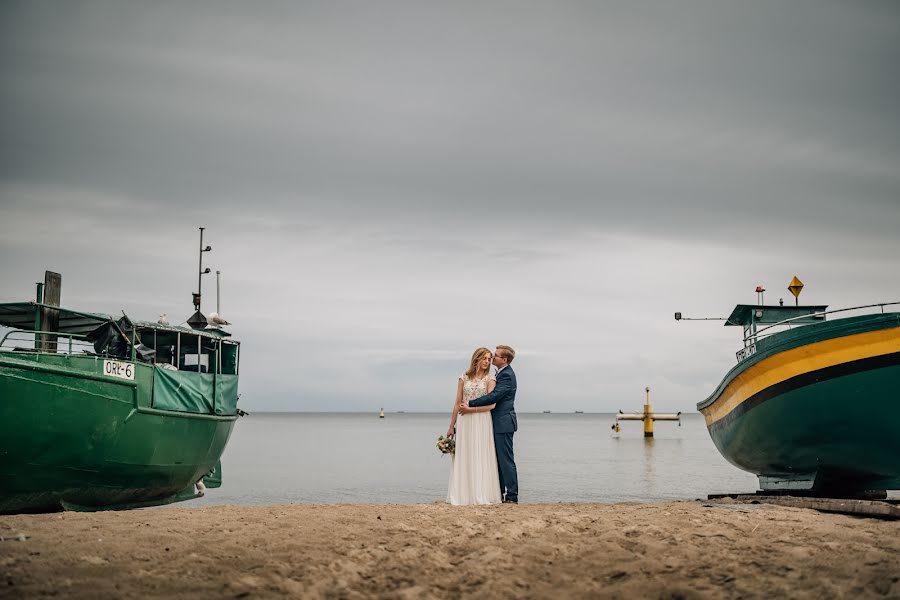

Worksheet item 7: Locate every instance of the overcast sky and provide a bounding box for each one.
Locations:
[2,1,898,414]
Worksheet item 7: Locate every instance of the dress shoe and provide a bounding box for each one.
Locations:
[502,498,518,504]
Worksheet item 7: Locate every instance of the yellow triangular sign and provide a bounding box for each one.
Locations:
[787,276,804,299]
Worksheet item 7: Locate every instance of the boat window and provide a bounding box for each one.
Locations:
[179,334,201,372]
[179,334,218,373]
[221,341,239,375]
[152,331,179,367]
[203,337,218,374]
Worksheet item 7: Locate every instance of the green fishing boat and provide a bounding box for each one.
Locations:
[692,291,900,495]
[0,230,242,513]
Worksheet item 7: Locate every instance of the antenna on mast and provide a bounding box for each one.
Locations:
[194,227,213,312]
[188,227,213,330]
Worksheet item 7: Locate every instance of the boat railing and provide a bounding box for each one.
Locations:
[744,301,900,344]
[0,329,100,357]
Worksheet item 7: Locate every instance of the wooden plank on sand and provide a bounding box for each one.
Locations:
[736,495,900,519]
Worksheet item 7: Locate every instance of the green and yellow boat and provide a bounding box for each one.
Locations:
[697,299,900,495]
[0,240,241,513]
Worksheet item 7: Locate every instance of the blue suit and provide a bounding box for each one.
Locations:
[468,365,518,502]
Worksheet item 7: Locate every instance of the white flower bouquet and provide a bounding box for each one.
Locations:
[436,434,456,456]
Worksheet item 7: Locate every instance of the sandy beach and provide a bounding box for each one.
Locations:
[1,500,898,599]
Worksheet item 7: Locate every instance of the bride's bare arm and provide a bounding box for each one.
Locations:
[478,379,497,411]
[447,379,464,437]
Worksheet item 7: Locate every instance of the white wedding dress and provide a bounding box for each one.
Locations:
[447,373,502,505]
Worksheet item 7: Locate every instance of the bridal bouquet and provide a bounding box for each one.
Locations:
[436,434,456,456]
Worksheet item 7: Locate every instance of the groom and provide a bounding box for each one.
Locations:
[460,345,519,503]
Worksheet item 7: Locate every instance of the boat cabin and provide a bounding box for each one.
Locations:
[725,303,828,343]
[0,302,239,376]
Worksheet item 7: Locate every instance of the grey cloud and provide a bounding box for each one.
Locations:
[2,0,899,412]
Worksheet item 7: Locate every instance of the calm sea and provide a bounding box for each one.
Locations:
[185,412,758,506]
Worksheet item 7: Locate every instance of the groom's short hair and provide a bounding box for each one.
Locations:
[496,345,516,363]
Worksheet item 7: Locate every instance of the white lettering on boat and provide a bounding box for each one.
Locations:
[103,360,135,380]
[735,344,757,363]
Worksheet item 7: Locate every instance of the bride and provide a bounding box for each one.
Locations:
[446,347,502,505]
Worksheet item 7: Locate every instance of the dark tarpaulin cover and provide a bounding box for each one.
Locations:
[85,317,155,362]
[86,322,128,357]
[152,369,239,415]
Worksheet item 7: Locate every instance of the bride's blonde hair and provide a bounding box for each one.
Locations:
[465,347,492,378]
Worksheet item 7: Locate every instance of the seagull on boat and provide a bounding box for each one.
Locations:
[157,313,170,325]
[207,312,231,326]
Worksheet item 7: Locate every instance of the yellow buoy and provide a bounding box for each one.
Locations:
[615,387,681,437]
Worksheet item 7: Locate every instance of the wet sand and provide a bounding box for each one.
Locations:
[1,500,898,599]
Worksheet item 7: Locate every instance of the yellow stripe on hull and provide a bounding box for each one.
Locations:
[702,327,900,427]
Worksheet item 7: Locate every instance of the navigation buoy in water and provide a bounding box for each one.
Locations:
[616,387,681,437]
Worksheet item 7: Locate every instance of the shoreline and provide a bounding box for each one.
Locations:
[2,500,898,598]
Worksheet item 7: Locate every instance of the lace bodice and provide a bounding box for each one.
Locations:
[460,373,495,404]
[449,371,502,505]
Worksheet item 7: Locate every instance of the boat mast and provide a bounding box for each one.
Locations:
[197,227,203,312]
[194,227,212,313]
[187,227,213,330]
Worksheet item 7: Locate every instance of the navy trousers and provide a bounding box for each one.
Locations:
[494,431,518,502]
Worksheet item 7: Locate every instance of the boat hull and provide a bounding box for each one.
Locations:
[0,352,236,514]
[699,313,900,493]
